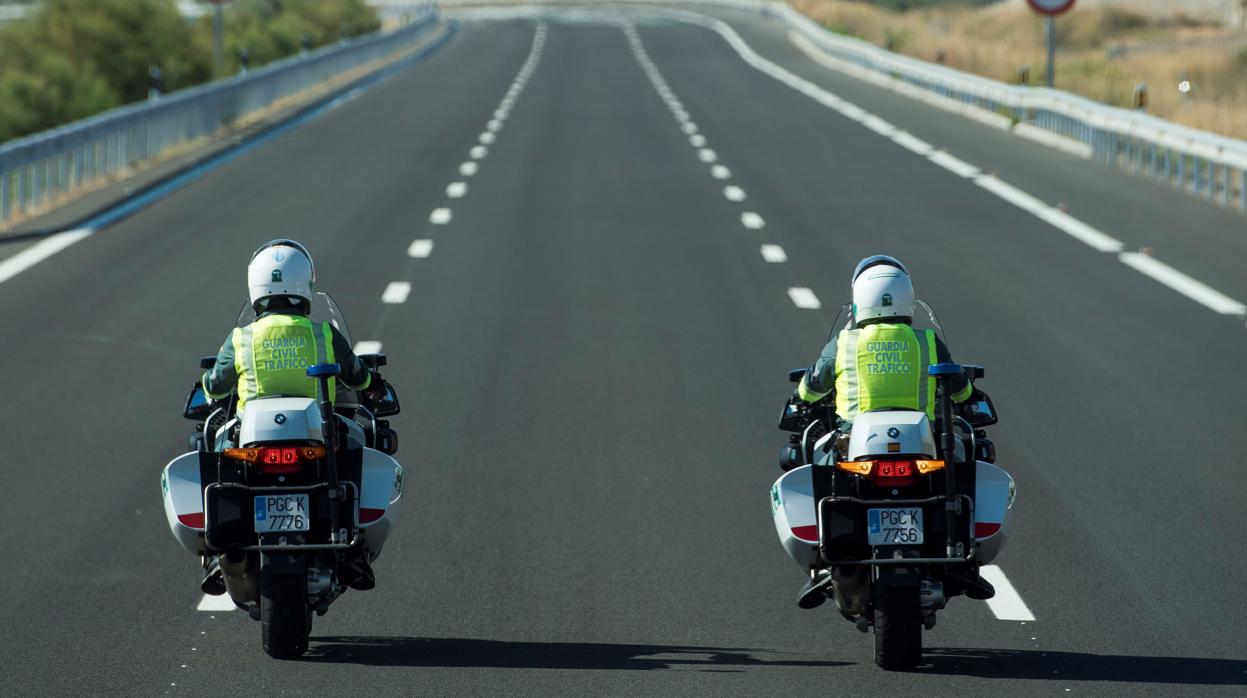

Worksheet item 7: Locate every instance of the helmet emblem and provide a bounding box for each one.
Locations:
[271,269,282,282]
[274,414,287,425]
[887,427,900,438]
[881,293,893,307]
[272,250,286,262]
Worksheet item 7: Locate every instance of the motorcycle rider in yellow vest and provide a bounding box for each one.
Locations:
[791,255,993,608]
[199,239,383,592]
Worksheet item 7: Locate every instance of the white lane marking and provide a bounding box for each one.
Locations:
[892,131,934,156]
[487,120,503,132]
[682,122,698,135]
[494,109,508,121]
[381,281,412,304]
[459,162,478,177]
[1120,252,1247,315]
[479,132,495,145]
[197,595,235,612]
[788,287,822,309]
[760,244,787,262]
[711,164,731,179]
[724,185,746,202]
[674,110,689,123]
[353,340,383,354]
[446,182,467,198]
[698,148,717,163]
[408,239,434,258]
[690,134,707,147]
[741,212,765,229]
[470,145,487,160]
[976,176,1124,253]
[0,227,93,285]
[979,565,1036,622]
[430,207,452,225]
[928,150,980,179]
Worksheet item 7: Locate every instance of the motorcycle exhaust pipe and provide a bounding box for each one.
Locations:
[220,551,259,604]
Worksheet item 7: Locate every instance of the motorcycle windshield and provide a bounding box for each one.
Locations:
[233,292,353,346]
[826,298,951,351]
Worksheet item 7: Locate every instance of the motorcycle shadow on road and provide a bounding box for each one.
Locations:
[304,637,852,671]
[923,648,1247,686]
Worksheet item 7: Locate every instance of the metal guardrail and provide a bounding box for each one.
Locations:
[0,5,438,226]
[683,0,1247,212]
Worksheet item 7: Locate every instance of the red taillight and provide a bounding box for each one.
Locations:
[359,507,385,524]
[868,460,915,487]
[224,446,324,474]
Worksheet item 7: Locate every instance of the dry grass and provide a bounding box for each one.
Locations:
[790,0,1247,140]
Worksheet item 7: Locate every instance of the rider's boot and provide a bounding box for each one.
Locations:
[948,569,996,600]
[200,557,226,596]
[797,569,833,609]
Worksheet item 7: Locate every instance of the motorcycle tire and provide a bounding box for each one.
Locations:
[873,585,922,671]
[261,571,310,660]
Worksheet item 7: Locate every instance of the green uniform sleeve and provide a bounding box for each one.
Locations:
[331,327,372,391]
[797,336,838,403]
[934,335,973,403]
[202,331,238,399]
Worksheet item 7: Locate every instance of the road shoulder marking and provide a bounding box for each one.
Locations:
[979,565,1037,622]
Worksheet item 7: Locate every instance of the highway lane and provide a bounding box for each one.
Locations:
[0,5,1243,696]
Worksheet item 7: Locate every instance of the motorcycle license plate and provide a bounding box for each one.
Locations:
[867,507,924,545]
[253,494,310,533]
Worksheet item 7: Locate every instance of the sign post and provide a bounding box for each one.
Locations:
[1026,0,1076,88]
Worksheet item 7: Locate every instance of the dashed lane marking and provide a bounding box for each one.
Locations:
[761,244,787,262]
[353,340,383,354]
[430,207,452,225]
[698,148,717,163]
[711,165,731,179]
[459,162,478,176]
[381,281,412,304]
[197,595,235,612]
[788,287,821,309]
[980,565,1037,622]
[408,239,434,258]
[741,212,765,229]
[447,182,467,198]
[682,122,698,135]
[470,145,487,159]
[690,134,707,147]
[724,185,746,202]
[479,132,495,144]
[488,120,503,132]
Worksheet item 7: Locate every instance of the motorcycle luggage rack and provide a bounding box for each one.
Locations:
[203,481,360,552]
[817,494,977,566]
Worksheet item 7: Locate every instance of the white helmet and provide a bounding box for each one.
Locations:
[851,255,914,324]
[248,239,316,310]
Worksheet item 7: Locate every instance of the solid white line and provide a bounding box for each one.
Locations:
[446,182,467,198]
[459,162,478,177]
[892,131,934,156]
[724,185,746,202]
[711,165,731,179]
[1120,252,1247,315]
[760,244,787,262]
[408,239,434,258]
[976,176,1124,253]
[479,132,495,145]
[698,148,717,163]
[197,595,235,612]
[741,212,765,229]
[979,565,1036,622]
[381,281,411,304]
[690,134,707,148]
[353,340,383,354]
[928,150,981,178]
[788,287,822,309]
[430,208,452,225]
[470,145,487,160]
[0,228,94,285]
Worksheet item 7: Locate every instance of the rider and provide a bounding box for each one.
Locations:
[789,255,991,608]
[200,239,383,592]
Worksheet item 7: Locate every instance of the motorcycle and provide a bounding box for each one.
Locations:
[771,308,1014,671]
[160,293,404,659]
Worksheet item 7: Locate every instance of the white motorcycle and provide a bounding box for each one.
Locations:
[161,293,404,659]
[771,316,1014,671]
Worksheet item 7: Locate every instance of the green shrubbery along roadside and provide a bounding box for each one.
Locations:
[0,0,380,144]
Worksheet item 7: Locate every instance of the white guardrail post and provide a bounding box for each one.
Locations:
[0,4,438,226]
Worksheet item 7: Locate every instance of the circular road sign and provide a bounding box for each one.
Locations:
[1027,0,1076,15]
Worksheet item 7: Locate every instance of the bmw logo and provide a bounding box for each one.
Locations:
[272,250,286,262]
[274,414,287,425]
[887,427,900,438]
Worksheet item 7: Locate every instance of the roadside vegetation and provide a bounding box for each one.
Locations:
[0,0,379,144]
[793,0,1247,139]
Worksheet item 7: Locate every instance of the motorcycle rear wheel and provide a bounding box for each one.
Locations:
[873,586,922,671]
[261,571,310,659]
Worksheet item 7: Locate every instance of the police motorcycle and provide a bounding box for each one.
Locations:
[771,304,1014,671]
[160,292,404,659]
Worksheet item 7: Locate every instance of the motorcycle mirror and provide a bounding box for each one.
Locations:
[788,368,807,383]
[359,353,387,369]
[963,364,986,381]
[963,390,998,428]
[374,381,401,417]
[183,383,213,421]
[200,355,217,370]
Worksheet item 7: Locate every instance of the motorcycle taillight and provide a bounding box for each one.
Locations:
[226,445,325,474]
[867,460,916,487]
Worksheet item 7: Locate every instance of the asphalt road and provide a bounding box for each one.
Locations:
[0,5,1244,696]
